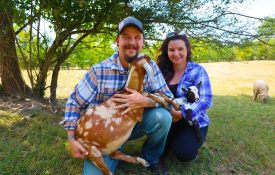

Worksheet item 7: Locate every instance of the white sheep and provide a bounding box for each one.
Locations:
[253,80,269,103]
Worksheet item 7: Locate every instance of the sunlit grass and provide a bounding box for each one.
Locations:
[3,60,275,174]
[204,60,275,96]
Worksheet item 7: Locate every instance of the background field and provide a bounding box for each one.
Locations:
[1,61,274,174]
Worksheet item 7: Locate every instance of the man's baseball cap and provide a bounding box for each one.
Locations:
[118,16,143,34]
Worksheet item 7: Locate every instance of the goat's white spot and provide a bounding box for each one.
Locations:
[83,131,89,137]
[189,86,199,99]
[85,120,93,129]
[78,125,84,135]
[112,118,122,125]
[92,141,100,146]
[104,119,111,128]
[127,121,132,126]
[90,146,101,158]
[86,109,94,115]
[95,105,116,120]
[110,126,114,132]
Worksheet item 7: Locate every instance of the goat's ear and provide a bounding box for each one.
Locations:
[181,87,187,92]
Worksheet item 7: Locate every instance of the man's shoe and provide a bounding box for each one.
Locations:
[147,161,171,175]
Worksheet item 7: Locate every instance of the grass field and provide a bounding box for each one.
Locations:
[1,61,274,175]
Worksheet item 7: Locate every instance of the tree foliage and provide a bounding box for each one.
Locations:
[0,0,274,100]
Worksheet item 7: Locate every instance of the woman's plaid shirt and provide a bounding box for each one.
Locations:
[177,61,212,127]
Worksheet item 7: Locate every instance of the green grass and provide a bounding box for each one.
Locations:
[1,61,275,174]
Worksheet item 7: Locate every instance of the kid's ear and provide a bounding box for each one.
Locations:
[181,87,187,92]
[197,81,202,88]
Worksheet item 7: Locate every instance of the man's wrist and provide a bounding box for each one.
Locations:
[68,134,76,140]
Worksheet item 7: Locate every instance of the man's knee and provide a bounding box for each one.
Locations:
[151,107,172,129]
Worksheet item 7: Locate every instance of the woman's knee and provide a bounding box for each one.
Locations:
[171,138,199,162]
[173,149,198,162]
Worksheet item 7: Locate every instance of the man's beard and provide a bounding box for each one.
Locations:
[125,54,138,63]
[124,45,139,63]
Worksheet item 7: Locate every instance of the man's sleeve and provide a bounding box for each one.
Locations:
[62,67,98,130]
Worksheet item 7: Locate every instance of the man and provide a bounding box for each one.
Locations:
[62,16,173,175]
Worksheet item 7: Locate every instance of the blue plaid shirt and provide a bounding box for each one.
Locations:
[63,52,173,130]
[177,61,212,127]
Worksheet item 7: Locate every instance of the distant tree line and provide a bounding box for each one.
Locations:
[65,18,275,69]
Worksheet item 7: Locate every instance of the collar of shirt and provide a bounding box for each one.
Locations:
[109,52,129,73]
[186,61,195,72]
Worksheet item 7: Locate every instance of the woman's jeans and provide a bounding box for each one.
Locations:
[82,107,172,175]
[164,119,208,162]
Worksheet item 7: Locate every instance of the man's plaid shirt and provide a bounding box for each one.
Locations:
[63,52,173,130]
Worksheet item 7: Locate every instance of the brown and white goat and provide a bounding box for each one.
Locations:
[75,54,156,175]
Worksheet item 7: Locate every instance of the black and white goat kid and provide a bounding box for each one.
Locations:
[174,83,203,143]
[145,83,204,142]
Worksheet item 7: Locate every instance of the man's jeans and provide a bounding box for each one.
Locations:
[82,107,172,175]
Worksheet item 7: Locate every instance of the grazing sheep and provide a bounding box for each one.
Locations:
[253,80,269,103]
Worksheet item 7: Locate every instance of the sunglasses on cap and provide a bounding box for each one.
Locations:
[166,31,186,38]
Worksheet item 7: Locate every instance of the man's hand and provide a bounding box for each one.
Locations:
[68,139,88,159]
[170,108,182,122]
[113,88,151,115]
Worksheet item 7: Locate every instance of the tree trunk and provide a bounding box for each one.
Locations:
[0,10,29,97]
[49,58,63,107]
[33,31,69,98]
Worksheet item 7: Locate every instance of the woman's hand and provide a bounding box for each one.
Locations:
[170,108,182,122]
[68,139,88,159]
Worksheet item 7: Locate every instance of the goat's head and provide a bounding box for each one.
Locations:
[259,93,269,103]
[125,53,156,92]
[182,86,199,103]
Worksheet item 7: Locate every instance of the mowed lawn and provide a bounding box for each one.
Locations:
[1,61,274,175]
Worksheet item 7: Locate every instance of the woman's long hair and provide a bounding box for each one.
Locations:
[157,33,192,84]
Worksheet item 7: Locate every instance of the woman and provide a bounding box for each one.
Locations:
[157,31,212,162]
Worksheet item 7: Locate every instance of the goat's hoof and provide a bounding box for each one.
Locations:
[137,157,150,167]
